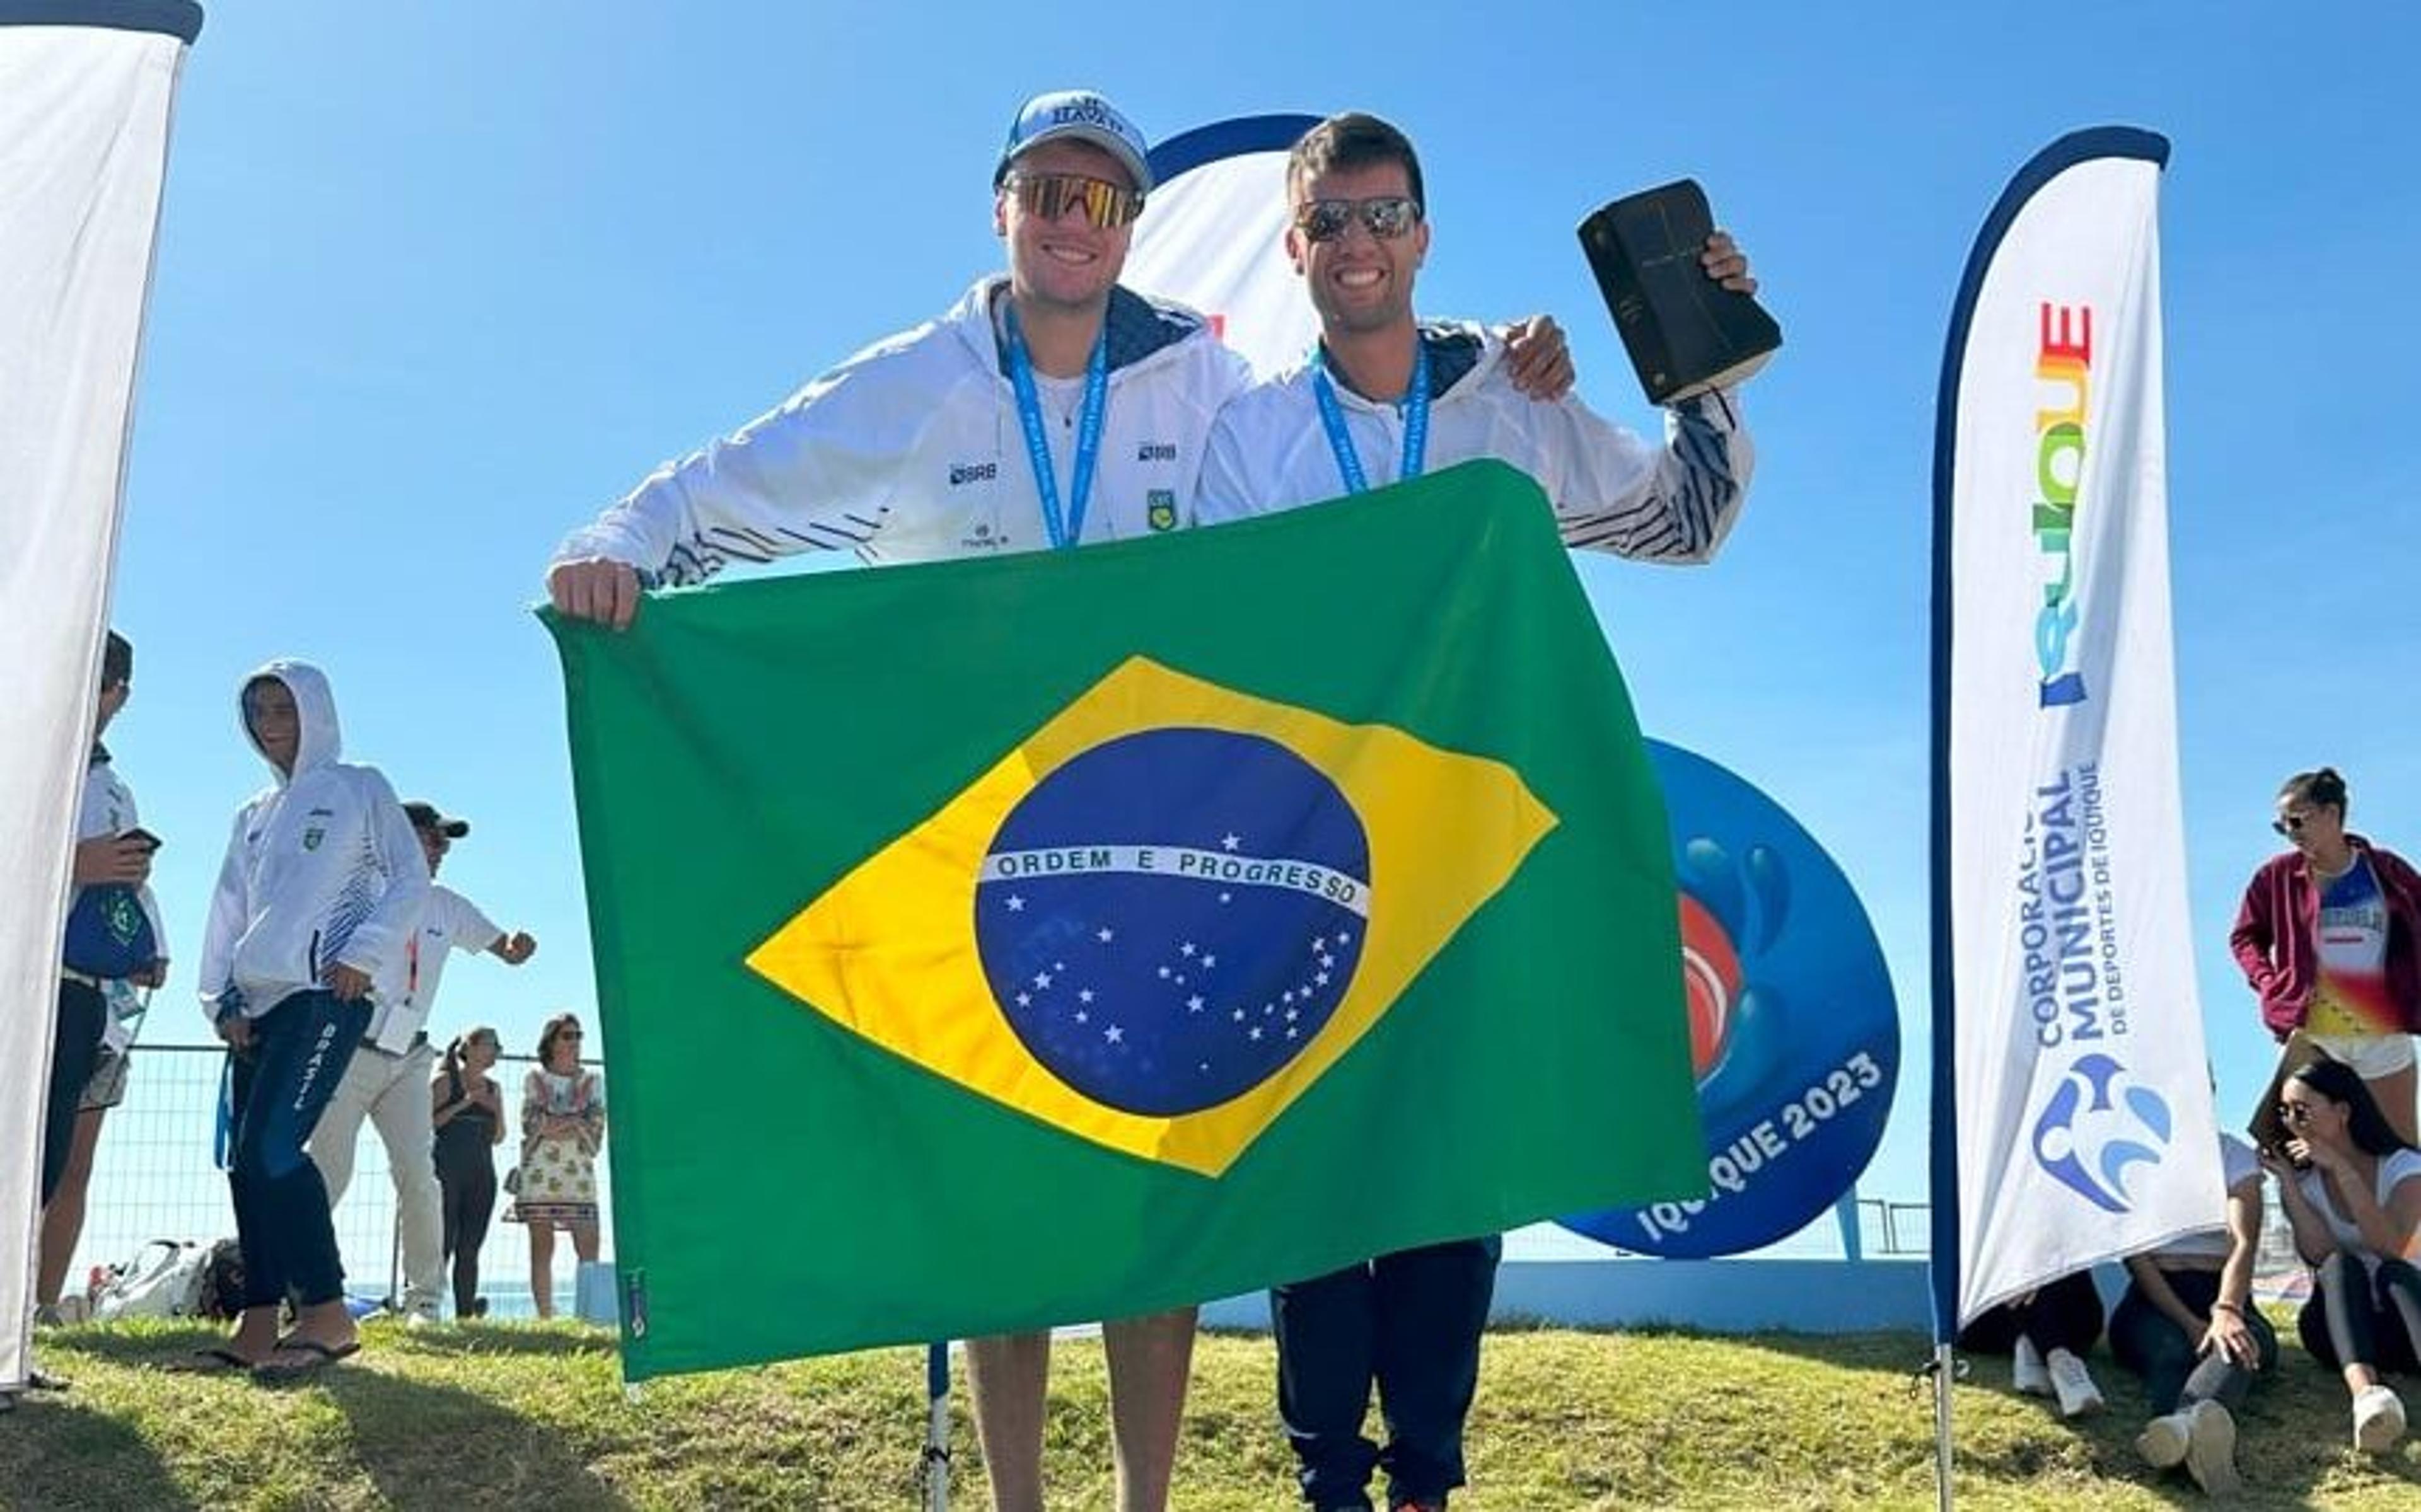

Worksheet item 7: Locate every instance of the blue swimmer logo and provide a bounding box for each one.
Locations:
[973,727,1369,1118]
[2031,1051,2172,1213]
[1560,740,1900,1259]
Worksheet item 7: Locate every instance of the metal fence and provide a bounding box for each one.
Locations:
[61,1041,612,1319]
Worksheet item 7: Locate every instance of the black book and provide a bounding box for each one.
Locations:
[1578,179,1780,406]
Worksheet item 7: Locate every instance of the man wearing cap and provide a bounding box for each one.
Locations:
[1199,112,1762,1512]
[308,800,536,1325]
[544,88,1570,1511]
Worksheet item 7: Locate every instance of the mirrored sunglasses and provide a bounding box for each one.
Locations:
[1006,172,1144,229]
[2273,811,2314,836]
[1294,195,1422,245]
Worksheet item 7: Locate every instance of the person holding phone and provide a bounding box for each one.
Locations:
[2265,1053,2421,1452]
[37,630,168,1322]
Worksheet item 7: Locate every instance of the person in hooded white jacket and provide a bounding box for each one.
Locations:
[1196,112,1765,1512]
[187,660,429,1383]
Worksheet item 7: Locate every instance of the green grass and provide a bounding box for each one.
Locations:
[6,1317,2421,1509]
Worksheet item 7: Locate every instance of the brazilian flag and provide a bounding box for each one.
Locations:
[549,459,1705,1379]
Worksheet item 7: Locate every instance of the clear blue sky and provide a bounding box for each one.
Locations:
[104,1,2421,1217]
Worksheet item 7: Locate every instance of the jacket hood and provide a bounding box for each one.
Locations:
[946,276,1213,383]
[240,659,341,783]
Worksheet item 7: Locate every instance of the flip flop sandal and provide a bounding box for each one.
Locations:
[250,1339,359,1386]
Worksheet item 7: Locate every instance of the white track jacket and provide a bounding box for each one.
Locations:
[1197,322,1752,562]
[552,278,1253,579]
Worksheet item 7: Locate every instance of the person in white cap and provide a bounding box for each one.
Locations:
[545,87,1571,1512]
[307,800,536,1325]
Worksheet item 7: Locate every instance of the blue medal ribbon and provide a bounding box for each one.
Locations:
[1311,337,1430,495]
[1003,301,1110,551]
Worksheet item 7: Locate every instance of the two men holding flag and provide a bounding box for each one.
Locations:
[549,91,1761,1510]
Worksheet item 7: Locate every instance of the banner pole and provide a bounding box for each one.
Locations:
[921,1340,951,1511]
[1933,1341,1955,1512]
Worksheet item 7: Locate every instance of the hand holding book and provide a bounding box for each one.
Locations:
[1579,180,1780,405]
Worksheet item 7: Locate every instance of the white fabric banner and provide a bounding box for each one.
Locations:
[1935,131,2221,1327]
[1128,115,1320,380]
[0,8,195,1388]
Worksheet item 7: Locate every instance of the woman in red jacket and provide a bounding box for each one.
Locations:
[2232,768,2421,1145]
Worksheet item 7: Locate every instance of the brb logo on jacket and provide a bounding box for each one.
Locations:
[1135,442,1177,463]
[2031,1051,2171,1213]
[1562,739,1898,1258]
[949,461,997,487]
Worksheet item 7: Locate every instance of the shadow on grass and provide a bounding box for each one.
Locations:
[371,1321,620,1360]
[0,1382,197,1511]
[318,1366,636,1511]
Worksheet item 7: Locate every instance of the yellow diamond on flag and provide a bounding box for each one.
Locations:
[746,655,1556,1175]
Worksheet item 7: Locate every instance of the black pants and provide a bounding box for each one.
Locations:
[1272,1236,1501,1509]
[41,980,107,1207]
[2300,1252,2421,1374]
[2110,1269,2278,1416]
[226,990,368,1309]
[1955,1269,2105,1358]
[438,1151,497,1317]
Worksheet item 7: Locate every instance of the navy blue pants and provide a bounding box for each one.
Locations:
[42,979,107,1207]
[1954,1269,2105,1359]
[2110,1269,2278,1415]
[1272,1236,1502,1509]
[226,990,368,1309]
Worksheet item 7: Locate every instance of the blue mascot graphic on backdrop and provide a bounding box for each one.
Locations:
[2031,1052,2173,1214]
[975,727,1369,1117]
[1561,739,1900,1257]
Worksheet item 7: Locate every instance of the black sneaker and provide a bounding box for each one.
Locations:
[470,1296,490,1319]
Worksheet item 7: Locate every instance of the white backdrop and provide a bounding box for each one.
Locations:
[0,3,199,1390]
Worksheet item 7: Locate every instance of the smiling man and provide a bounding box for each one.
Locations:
[545,89,1241,1512]
[1199,111,1766,1512]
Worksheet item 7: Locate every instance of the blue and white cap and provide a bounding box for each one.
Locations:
[994,89,1153,194]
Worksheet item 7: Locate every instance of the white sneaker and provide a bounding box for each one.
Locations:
[2183,1400,2241,1496]
[2135,1410,2191,1469]
[2354,1384,2406,1451]
[2012,1335,2051,1396]
[2046,1348,2105,1419]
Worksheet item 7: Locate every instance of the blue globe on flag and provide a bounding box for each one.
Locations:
[973,728,1371,1117]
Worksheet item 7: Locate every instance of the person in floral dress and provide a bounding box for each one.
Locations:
[505,1012,604,1319]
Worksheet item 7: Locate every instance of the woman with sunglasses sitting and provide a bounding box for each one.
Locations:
[2232,768,2421,1145]
[2264,1054,2421,1451]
